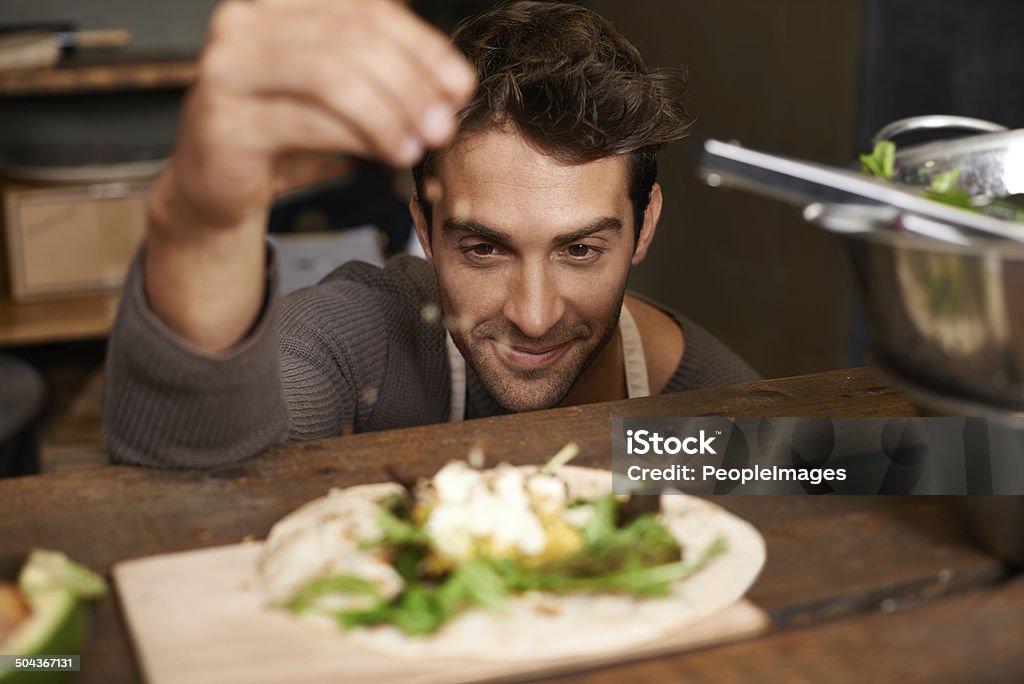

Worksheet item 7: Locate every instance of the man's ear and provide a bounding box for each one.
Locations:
[409,192,433,261]
[631,182,662,266]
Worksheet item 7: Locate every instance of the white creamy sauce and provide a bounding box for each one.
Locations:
[421,462,570,561]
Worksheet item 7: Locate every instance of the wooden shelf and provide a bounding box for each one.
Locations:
[0,53,196,97]
[0,291,120,346]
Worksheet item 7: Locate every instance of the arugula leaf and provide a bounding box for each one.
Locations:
[333,562,510,636]
[860,141,895,181]
[389,585,448,635]
[980,194,1024,222]
[376,501,428,546]
[390,543,429,584]
[616,493,661,526]
[581,494,619,547]
[484,496,691,599]
[570,496,682,576]
[928,168,960,194]
[488,534,727,597]
[923,167,978,212]
[435,567,472,615]
[454,558,510,613]
[335,584,447,635]
[286,574,383,613]
[337,602,393,630]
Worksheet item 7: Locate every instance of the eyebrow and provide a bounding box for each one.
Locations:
[441,216,623,245]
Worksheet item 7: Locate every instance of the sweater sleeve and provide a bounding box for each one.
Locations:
[104,247,448,468]
[104,245,292,468]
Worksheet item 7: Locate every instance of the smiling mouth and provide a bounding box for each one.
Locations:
[491,340,572,371]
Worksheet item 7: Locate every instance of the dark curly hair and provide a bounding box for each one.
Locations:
[413,0,693,243]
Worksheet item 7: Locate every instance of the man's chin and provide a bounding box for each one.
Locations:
[473,367,574,412]
[489,387,568,413]
[458,337,603,412]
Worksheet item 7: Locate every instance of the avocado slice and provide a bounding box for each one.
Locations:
[0,551,106,684]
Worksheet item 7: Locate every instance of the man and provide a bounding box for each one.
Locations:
[105,0,758,467]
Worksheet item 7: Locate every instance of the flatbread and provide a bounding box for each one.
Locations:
[258,465,765,661]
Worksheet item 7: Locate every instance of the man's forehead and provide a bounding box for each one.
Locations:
[433,129,630,193]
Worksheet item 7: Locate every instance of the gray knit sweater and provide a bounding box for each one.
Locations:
[104,248,758,468]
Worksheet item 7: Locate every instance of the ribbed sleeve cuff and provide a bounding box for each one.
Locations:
[103,243,290,468]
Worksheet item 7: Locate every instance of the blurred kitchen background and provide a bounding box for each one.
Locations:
[1,0,1022,474]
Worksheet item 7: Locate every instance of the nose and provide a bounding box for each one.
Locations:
[502,260,565,339]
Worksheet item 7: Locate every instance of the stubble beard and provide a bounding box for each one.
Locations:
[442,287,626,413]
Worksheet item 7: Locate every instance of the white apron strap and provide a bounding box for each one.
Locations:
[619,301,651,398]
[446,331,467,422]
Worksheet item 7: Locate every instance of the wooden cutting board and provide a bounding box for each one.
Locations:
[114,542,769,684]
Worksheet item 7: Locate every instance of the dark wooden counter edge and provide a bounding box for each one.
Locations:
[168,367,922,477]
[4,367,915,490]
[198,365,925,486]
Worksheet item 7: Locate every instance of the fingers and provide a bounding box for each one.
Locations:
[253,0,475,100]
[342,32,460,148]
[249,95,375,157]
[367,1,477,101]
[201,0,476,166]
[214,46,423,166]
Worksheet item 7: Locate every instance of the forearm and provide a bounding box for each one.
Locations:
[143,164,269,353]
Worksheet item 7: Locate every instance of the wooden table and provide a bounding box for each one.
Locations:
[1,367,1020,683]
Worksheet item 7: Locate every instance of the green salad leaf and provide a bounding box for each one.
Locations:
[375,499,428,546]
[286,493,728,636]
[286,574,383,613]
[860,140,1024,223]
[976,194,1024,223]
[860,140,896,181]
[489,534,726,597]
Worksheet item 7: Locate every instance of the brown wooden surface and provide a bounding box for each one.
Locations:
[0,367,1016,683]
[0,291,119,346]
[544,577,1024,683]
[0,55,195,97]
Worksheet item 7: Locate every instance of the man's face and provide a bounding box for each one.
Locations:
[412,129,658,411]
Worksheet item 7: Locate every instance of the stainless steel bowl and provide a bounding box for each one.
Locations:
[700,115,1024,408]
[837,224,1024,409]
[817,117,1024,409]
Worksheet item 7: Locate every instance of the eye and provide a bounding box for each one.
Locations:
[563,243,603,263]
[468,243,496,256]
[460,242,502,262]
